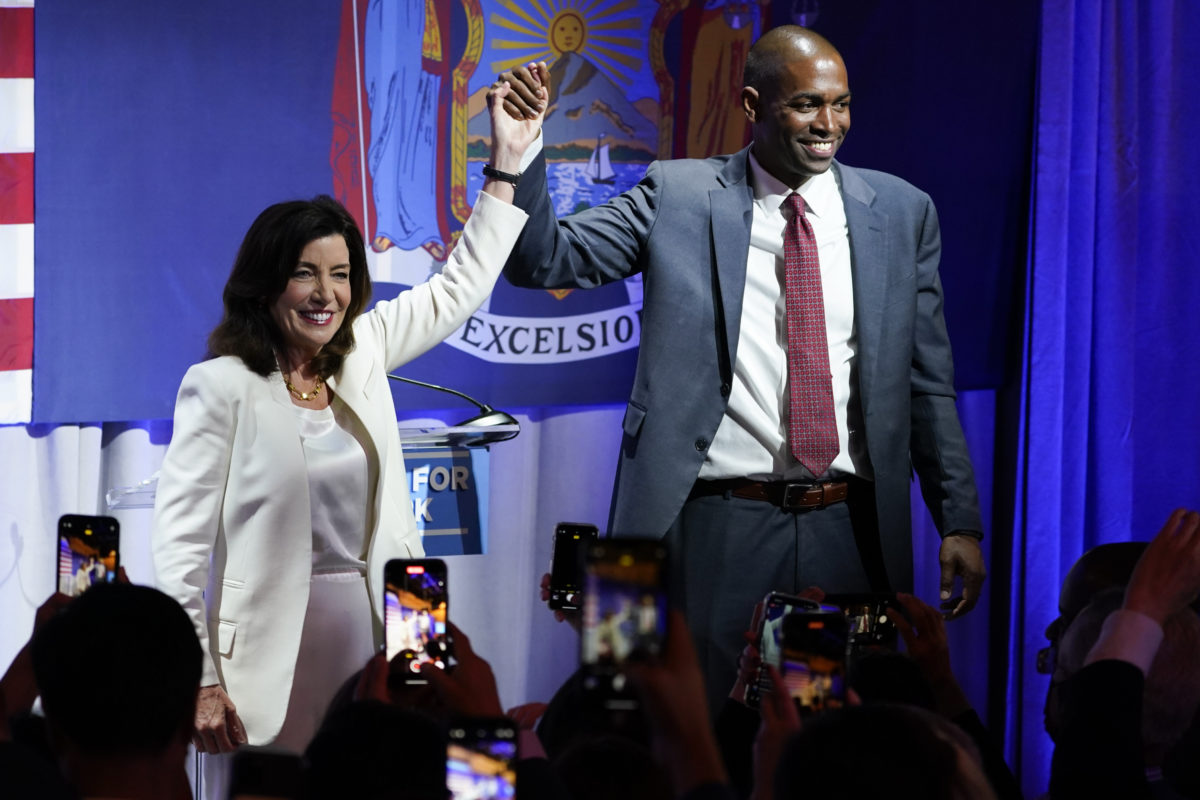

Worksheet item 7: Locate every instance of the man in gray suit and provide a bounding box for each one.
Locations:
[496,26,986,709]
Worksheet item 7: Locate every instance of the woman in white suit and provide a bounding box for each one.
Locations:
[151,77,546,762]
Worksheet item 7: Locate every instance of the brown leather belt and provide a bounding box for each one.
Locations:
[690,477,852,511]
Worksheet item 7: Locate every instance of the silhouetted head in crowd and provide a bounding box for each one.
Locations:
[774,704,997,800]
[536,666,652,760]
[847,650,937,710]
[305,700,445,800]
[32,582,201,757]
[1040,542,1147,736]
[1046,587,1200,767]
[553,734,672,800]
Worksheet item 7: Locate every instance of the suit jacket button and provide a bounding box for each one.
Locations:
[720,383,731,398]
[694,438,708,451]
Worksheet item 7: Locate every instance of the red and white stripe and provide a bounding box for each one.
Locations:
[0,1,34,423]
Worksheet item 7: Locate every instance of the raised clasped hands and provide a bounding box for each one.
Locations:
[493,62,550,121]
[487,61,549,173]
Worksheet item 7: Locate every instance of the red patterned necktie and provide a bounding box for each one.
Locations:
[783,193,839,476]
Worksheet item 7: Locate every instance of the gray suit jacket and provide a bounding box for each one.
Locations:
[504,146,981,590]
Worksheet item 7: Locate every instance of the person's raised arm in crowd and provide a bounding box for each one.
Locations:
[626,610,734,800]
[890,593,1024,800]
[1050,507,1200,800]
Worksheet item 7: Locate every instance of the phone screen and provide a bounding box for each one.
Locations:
[548,522,598,610]
[825,592,900,653]
[745,592,824,708]
[780,609,848,714]
[447,718,517,800]
[57,514,119,598]
[384,559,449,680]
[581,539,668,687]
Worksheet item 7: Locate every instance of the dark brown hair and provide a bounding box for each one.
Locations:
[207,195,372,378]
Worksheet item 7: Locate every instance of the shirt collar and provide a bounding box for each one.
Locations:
[748,151,841,219]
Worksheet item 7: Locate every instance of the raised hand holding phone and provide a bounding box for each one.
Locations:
[384,558,451,682]
[56,514,119,598]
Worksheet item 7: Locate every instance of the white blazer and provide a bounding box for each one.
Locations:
[152,194,527,744]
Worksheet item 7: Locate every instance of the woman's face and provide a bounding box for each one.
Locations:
[270,234,352,362]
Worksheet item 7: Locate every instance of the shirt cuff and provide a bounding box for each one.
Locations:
[471,188,529,223]
[518,130,543,172]
[1084,608,1164,675]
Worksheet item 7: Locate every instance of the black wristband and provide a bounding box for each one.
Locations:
[482,164,521,186]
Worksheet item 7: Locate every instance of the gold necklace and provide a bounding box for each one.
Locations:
[284,372,323,401]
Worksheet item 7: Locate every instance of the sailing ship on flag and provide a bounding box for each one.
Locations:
[587,133,616,184]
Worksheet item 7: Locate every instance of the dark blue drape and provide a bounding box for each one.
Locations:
[1009,1,1200,794]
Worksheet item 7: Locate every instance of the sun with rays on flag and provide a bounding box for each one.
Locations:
[485,0,650,89]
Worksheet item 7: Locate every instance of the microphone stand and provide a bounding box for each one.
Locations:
[387,373,520,444]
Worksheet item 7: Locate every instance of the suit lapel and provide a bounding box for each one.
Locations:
[709,149,755,372]
[837,162,888,411]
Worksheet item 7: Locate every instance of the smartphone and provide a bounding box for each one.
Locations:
[548,522,599,611]
[446,717,517,800]
[57,514,119,598]
[383,558,450,681]
[744,591,826,708]
[779,607,848,714]
[580,538,668,696]
[824,592,900,653]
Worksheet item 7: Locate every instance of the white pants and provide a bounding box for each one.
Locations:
[198,570,375,799]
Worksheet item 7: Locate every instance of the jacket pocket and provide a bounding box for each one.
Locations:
[622,401,647,438]
[216,619,238,657]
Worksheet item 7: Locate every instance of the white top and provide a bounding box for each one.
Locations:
[290,396,373,574]
[700,153,871,481]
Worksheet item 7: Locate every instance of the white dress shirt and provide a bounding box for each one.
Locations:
[700,154,872,482]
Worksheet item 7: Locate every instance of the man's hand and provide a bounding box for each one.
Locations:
[1123,507,1200,625]
[494,62,550,120]
[193,684,247,754]
[938,533,986,619]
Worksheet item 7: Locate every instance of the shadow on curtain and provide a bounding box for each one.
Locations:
[1008,0,1200,795]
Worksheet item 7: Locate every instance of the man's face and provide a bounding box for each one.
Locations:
[743,48,851,187]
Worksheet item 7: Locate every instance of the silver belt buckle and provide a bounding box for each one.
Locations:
[781,482,817,510]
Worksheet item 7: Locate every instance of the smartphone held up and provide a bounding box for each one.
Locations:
[384,558,451,681]
[447,718,517,800]
[548,522,598,611]
[580,538,668,696]
[779,605,848,714]
[57,514,119,597]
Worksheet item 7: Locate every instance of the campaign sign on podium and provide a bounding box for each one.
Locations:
[404,446,489,556]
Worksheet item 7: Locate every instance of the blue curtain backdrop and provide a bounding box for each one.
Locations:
[1009,0,1200,794]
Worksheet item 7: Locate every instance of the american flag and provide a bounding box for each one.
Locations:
[0,1,34,423]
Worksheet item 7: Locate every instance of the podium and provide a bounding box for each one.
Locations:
[106,423,518,555]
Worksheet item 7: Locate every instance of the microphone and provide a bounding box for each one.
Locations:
[387,373,519,443]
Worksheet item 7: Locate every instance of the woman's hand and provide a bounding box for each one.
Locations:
[193,684,247,754]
